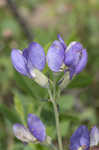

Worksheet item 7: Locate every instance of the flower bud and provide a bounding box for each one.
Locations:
[27,42,46,71]
[58,71,70,90]
[27,114,46,142]
[70,126,90,150]
[11,42,46,78]
[11,49,28,76]
[47,35,66,72]
[64,42,88,79]
[30,69,49,88]
[13,123,36,143]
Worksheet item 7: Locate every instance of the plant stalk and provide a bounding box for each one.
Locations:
[48,88,63,150]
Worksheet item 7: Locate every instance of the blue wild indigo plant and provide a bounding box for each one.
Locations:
[11,34,99,150]
[70,126,99,150]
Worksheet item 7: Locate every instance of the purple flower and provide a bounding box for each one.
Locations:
[47,35,66,72]
[64,42,88,79]
[13,114,46,143]
[70,126,90,150]
[11,42,46,78]
[27,114,46,142]
[70,125,99,150]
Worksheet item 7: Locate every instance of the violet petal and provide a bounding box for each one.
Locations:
[11,49,28,76]
[47,40,65,72]
[66,41,83,52]
[57,34,67,50]
[75,49,88,74]
[23,48,29,60]
[70,125,90,150]
[27,42,46,72]
[69,67,75,80]
[64,42,83,67]
[64,42,88,79]
[27,114,46,142]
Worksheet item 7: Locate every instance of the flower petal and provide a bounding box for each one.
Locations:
[13,123,36,143]
[64,49,74,67]
[90,126,99,146]
[23,48,29,60]
[47,40,65,72]
[11,49,28,76]
[64,42,83,67]
[66,42,83,52]
[27,114,46,142]
[64,42,87,79]
[70,126,90,150]
[75,49,88,74]
[27,42,46,71]
[70,144,80,150]
[69,67,75,80]
[57,34,67,50]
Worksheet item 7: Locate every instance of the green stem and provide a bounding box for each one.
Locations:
[53,73,56,100]
[48,88,63,150]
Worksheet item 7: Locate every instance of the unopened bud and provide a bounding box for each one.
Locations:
[31,69,49,88]
[58,72,70,90]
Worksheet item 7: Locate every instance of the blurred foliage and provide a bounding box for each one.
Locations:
[0,0,99,150]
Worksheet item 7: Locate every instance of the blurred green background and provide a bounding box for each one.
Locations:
[0,0,99,150]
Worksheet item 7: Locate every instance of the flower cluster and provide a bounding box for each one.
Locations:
[13,114,46,143]
[11,35,87,80]
[70,125,99,150]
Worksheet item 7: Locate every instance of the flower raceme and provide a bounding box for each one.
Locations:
[13,114,46,143]
[11,35,88,82]
[70,125,99,150]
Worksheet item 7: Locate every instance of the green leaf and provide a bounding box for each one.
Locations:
[44,42,51,55]
[60,112,80,123]
[58,94,75,112]
[47,118,70,139]
[0,104,20,123]
[40,102,55,126]
[79,108,96,123]
[14,94,25,124]
[46,126,56,139]
[60,120,70,137]
[13,90,44,121]
[14,71,48,100]
[68,73,93,88]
